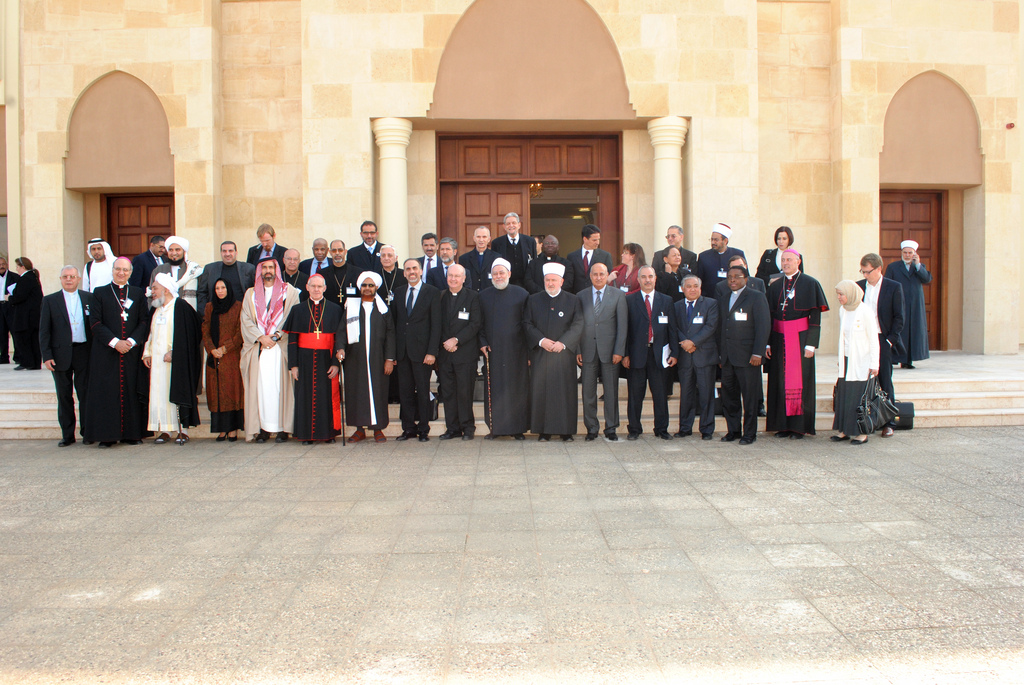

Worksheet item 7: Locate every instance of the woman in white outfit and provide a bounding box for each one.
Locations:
[831,280,879,445]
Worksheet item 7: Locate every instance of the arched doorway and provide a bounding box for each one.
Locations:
[65,71,175,258]
[879,71,982,351]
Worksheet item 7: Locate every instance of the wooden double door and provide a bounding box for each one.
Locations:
[106,194,175,259]
[879,190,943,350]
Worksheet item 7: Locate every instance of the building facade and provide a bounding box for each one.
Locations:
[1,0,1020,353]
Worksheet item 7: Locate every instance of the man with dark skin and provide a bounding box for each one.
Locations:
[525,235,574,294]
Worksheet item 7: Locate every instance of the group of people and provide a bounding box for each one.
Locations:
[11,214,932,447]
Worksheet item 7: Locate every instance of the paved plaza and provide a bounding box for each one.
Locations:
[2,427,1024,684]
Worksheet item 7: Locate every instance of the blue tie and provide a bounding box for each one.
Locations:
[407,286,415,311]
[687,300,694,323]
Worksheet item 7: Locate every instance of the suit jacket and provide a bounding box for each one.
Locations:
[857,277,905,351]
[578,286,628,364]
[754,248,805,284]
[426,263,454,291]
[246,243,287,270]
[438,287,481,365]
[458,249,499,291]
[416,255,443,276]
[8,270,42,332]
[567,248,614,294]
[347,242,382,273]
[128,250,161,288]
[716,286,770,366]
[40,290,94,370]
[624,290,678,369]
[653,246,698,274]
[298,258,332,278]
[674,296,719,368]
[525,255,574,294]
[714,275,765,300]
[490,234,537,284]
[197,261,256,315]
[393,282,441,362]
[283,270,310,299]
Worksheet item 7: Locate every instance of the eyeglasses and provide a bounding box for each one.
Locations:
[858,267,877,275]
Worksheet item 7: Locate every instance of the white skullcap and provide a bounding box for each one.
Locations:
[165,236,190,253]
[154,272,179,297]
[712,223,732,239]
[542,262,566,278]
[358,271,383,288]
[900,240,919,251]
[491,258,512,273]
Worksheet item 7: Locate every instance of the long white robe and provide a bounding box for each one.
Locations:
[240,284,301,440]
[144,299,178,431]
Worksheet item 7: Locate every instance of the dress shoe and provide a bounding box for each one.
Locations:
[830,435,850,442]
[851,437,869,445]
[349,429,367,442]
[604,432,618,442]
[395,432,415,441]
[656,432,672,440]
[721,433,739,442]
[13,365,26,370]
[417,434,430,442]
[227,436,238,442]
[374,430,387,443]
[439,430,461,440]
[561,434,574,442]
[881,426,894,438]
[627,432,639,441]
[484,433,496,440]
[121,439,142,446]
[701,434,713,441]
[255,431,269,444]
[789,433,804,440]
[901,363,915,369]
[739,437,755,445]
[275,432,289,443]
[216,434,227,442]
[674,430,692,438]
[461,432,474,441]
[774,431,790,438]
[758,407,767,417]
[302,440,314,445]
[538,434,550,442]
[326,438,336,444]
[513,434,525,441]
[83,440,95,445]
[99,442,114,448]
[58,439,74,447]
[585,433,599,442]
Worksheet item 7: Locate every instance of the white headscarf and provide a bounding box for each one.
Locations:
[345,271,388,344]
[84,239,115,292]
[154,272,179,298]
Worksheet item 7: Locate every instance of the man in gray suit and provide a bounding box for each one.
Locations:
[197,241,256,318]
[576,262,628,441]
[674,274,719,440]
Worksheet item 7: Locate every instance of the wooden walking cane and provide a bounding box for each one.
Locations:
[484,350,492,433]
[339,355,347,446]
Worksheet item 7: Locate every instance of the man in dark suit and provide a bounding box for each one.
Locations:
[282,248,309,298]
[393,258,441,441]
[858,252,905,438]
[714,255,765,298]
[458,226,498,291]
[623,266,678,440]
[567,224,614,294]
[347,220,383,272]
[525,235,574,294]
[246,223,287,270]
[653,225,698,275]
[128,235,165,288]
[198,241,256,316]
[426,237,458,290]
[674,274,719,440]
[0,257,19,363]
[416,232,440,276]
[489,212,536,289]
[437,264,481,440]
[716,265,770,445]
[577,262,628,441]
[697,223,745,298]
[298,238,331,277]
[40,266,93,447]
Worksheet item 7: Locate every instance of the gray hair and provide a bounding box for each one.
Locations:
[504,212,520,223]
[439,237,458,250]
[682,274,701,286]
[60,265,80,277]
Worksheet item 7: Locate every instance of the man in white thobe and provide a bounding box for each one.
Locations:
[82,239,115,292]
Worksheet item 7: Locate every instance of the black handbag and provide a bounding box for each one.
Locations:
[856,376,899,435]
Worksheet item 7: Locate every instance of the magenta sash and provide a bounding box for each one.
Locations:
[772,317,809,416]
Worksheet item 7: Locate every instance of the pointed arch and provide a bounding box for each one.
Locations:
[879,71,982,187]
[428,0,635,122]
[65,71,174,192]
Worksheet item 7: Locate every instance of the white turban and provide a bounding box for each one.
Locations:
[358,271,383,288]
[165,236,190,253]
[712,223,732,239]
[542,262,566,278]
[900,240,919,251]
[491,258,512,273]
[154,272,179,297]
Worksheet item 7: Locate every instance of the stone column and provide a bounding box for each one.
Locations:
[647,116,689,237]
[371,117,413,262]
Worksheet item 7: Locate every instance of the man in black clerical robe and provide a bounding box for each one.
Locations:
[339,271,396,443]
[166,286,205,431]
[523,262,584,441]
[285,274,345,444]
[84,257,150,447]
[479,259,530,439]
[696,223,745,298]
[323,240,358,306]
[765,250,829,438]
[884,240,931,368]
[438,264,481,440]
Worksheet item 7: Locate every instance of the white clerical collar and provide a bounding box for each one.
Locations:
[310,297,324,305]
[62,289,80,303]
[731,286,746,297]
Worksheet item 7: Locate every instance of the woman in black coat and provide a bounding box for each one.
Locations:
[755,226,805,285]
[9,257,43,370]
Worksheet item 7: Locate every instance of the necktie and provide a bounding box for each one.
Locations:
[645,294,653,343]
[687,300,694,323]
[583,251,590,274]
[594,289,602,313]
[407,286,415,311]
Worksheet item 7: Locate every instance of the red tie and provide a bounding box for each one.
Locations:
[645,294,653,343]
[583,251,590,274]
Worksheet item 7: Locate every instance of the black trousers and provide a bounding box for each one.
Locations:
[877,334,896,428]
[678,363,716,436]
[721,362,760,439]
[438,354,475,433]
[0,302,11,362]
[626,345,669,435]
[397,356,433,435]
[13,328,41,368]
[51,343,91,441]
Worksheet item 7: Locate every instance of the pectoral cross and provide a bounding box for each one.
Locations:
[315,327,321,340]
[121,310,129,321]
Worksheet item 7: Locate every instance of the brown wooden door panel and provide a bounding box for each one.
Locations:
[107,194,174,260]
[454,183,529,253]
[438,136,620,182]
[879,190,942,350]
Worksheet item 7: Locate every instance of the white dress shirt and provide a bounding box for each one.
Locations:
[63,290,87,343]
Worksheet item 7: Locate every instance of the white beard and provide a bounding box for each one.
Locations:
[152,296,165,308]
[493,280,509,291]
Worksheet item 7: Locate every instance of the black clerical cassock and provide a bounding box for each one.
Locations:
[166,297,205,429]
[340,296,396,431]
[84,282,150,443]
[479,284,530,436]
[523,289,584,436]
[765,271,829,436]
[285,298,345,441]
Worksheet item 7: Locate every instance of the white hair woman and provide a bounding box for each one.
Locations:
[831,280,880,445]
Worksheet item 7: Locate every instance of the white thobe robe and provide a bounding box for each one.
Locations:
[144,300,178,431]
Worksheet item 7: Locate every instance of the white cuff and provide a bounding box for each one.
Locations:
[804,345,815,352]
[108,338,120,349]
[127,338,137,347]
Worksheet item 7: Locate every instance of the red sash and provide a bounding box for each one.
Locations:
[772,318,809,416]
[298,332,335,350]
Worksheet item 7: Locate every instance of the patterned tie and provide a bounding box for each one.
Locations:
[645,294,653,343]
[594,289,602,314]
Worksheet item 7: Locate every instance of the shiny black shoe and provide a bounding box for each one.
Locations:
[585,433,599,442]
[513,434,525,441]
[417,434,430,442]
[789,433,804,440]
[656,432,673,440]
[326,438,336,444]
[121,440,143,446]
[830,435,850,442]
[561,435,573,442]
[739,437,755,445]
[395,432,415,442]
[275,432,289,443]
[255,431,269,444]
[721,433,739,442]
[538,434,550,442]
[83,440,95,446]
[439,431,462,440]
[58,439,75,447]
[98,442,114,448]
[627,432,640,441]
[701,434,713,441]
[774,431,790,438]
[484,433,496,440]
[604,432,618,442]
[462,432,475,441]
[674,431,692,438]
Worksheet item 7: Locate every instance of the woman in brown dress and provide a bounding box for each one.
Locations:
[202,279,244,440]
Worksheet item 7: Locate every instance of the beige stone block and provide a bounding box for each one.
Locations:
[715,152,757,188]
[423,13,460,48]
[993,1,1018,32]
[404,0,436,11]
[790,35,830,68]
[253,197,285,229]
[622,50,656,82]
[714,16,749,51]
[411,48,442,83]
[284,197,304,231]
[758,1,782,35]
[844,0,893,28]
[224,197,255,231]
[632,83,669,117]
[274,165,303,198]
[642,14,677,48]
[986,161,1012,193]
[805,194,830,225]
[245,165,276,198]
[159,94,188,128]
[980,129,1005,161]
[842,192,874,224]
[759,161,781,193]
[995,97,1017,124]
[780,162,812,193]
[757,32,788,67]
[310,84,353,119]
[604,14,641,49]
[184,194,214,230]
[222,165,246,198]
[371,49,412,82]
[758,99,787,126]
[694,51,735,83]
[175,161,208,195]
[307,154,345,190]
[789,99,829,129]
[252,131,283,165]
[810,162,831,194]
[862,29,911,62]
[716,85,750,118]
[223,101,268,132]
[849,60,877,94]
[781,2,829,35]
[793,132,830,161]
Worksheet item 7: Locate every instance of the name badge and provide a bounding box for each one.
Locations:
[735,312,748,321]
[487,273,492,280]
[717,269,727,278]
[658,315,668,324]
[620,286,629,292]
[345,287,356,295]
[155,315,167,325]
[84,305,91,316]
[124,298,133,309]
[678,285,683,293]
[693,316,704,324]
[458,310,469,320]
